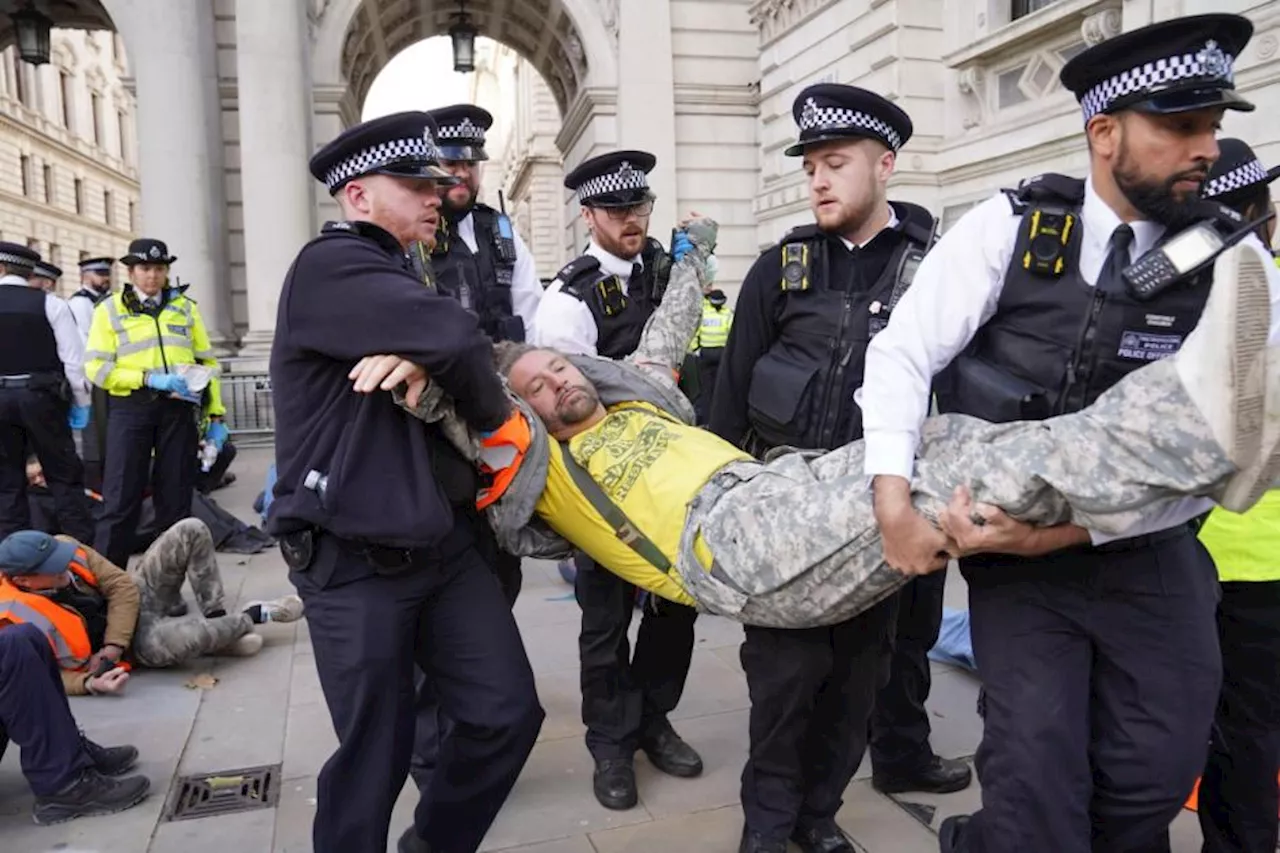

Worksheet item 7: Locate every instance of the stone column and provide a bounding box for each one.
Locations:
[105,0,233,349]
[234,0,315,359]
[618,0,680,234]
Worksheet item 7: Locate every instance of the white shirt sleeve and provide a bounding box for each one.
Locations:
[857,193,1017,481]
[532,280,599,355]
[46,295,90,406]
[510,230,543,342]
[67,295,95,343]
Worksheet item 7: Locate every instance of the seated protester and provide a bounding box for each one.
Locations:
[0,621,149,824]
[356,220,1280,628]
[0,523,304,696]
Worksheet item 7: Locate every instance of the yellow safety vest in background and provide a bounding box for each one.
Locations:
[536,402,749,606]
[83,288,225,416]
[1198,490,1280,582]
[693,300,733,352]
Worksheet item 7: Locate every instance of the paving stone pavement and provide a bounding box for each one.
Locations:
[0,448,1210,852]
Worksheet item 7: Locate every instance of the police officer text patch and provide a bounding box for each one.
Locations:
[1118,330,1182,361]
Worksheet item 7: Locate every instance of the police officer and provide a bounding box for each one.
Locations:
[30,260,62,294]
[425,103,543,343]
[859,15,1272,853]
[708,84,961,853]
[68,257,114,491]
[691,282,731,425]
[84,238,225,570]
[532,151,703,810]
[1184,138,1280,853]
[269,110,543,853]
[0,243,94,545]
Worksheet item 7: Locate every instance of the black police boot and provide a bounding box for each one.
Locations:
[80,734,139,776]
[938,815,971,853]
[739,828,788,853]
[396,825,433,852]
[592,757,638,810]
[872,755,972,795]
[790,818,856,853]
[32,768,150,825]
[639,720,703,778]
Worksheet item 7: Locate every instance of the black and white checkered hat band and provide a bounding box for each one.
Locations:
[1204,159,1270,198]
[576,165,649,201]
[323,135,443,189]
[437,119,486,143]
[1079,50,1235,120]
[0,251,35,269]
[799,101,902,151]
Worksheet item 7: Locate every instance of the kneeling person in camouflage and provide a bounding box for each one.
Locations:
[0,520,303,695]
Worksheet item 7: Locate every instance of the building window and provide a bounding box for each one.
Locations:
[48,244,60,276]
[19,155,30,196]
[42,164,52,203]
[1012,0,1059,20]
[117,109,127,158]
[60,72,73,128]
[74,178,84,214]
[128,200,136,232]
[90,93,103,145]
[12,54,26,106]
[104,189,113,225]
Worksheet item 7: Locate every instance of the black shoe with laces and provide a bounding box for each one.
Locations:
[32,768,150,825]
[640,721,703,778]
[80,735,139,776]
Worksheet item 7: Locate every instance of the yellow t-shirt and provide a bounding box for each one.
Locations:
[535,402,750,605]
[1198,489,1280,583]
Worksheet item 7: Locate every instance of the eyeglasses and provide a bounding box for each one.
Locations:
[602,200,654,221]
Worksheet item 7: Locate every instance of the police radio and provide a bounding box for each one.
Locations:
[1123,210,1275,302]
[495,191,518,265]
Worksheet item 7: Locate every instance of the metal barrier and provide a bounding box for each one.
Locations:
[217,358,274,447]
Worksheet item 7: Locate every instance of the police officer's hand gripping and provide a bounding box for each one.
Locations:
[267,111,542,853]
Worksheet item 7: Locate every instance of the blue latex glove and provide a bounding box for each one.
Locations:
[671,231,694,261]
[145,373,190,397]
[68,405,90,430]
[205,420,230,451]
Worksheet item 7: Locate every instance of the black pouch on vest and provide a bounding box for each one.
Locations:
[280,529,316,572]
[948,357,1051,424]
[746,354,821,448]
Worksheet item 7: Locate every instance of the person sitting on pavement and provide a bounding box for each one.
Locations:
[0,620,150,824]
[352,218,1280,629]
[0,522,303,696]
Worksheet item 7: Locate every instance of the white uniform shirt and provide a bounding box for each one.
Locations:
[857,177,1280,545]
[533,241,643,356]
[0,275,91,406]
[454,211,543,341]
[67,289,105,343]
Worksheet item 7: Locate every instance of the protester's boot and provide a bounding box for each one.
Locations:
[32,768,150,825]
[1172,239,1277,510]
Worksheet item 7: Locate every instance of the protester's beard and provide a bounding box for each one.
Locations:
[553,383,601,427]
[1113,146,1208,232]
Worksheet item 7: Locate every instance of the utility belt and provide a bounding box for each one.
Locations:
[1088,523,1191,554]
[279,524,473,577]
[0,372,69,399]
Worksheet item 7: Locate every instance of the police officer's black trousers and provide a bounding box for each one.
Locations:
[952,532,1221,853]
[95,394,197,568]
[694,348,723,425]
[575,553,698,761]
[292,527,542,853]
[739,595,897,840]
[0,623,94,796]
[870,570,947,775]
[1194,580,1280,853]
[0,386,93,544]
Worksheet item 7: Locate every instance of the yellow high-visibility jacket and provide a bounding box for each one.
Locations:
[84,287,224,417]
[690,299,733,353]
[1199,490,1280,583]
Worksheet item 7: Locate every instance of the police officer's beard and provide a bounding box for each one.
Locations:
[442,185,477,223]
[1113,156,1207,232]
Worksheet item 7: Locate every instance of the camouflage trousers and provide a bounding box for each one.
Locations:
[678,358,1236,629]
[130,517,253,668]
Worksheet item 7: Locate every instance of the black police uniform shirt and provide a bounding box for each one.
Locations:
[0,274,91,406]
[432,206,543,341]
[268,220,511,549]
[858,177,1280,546]
[532,240,649,356]
[709,208,911,452]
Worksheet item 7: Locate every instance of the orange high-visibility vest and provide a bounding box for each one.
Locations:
[0,561,98,671]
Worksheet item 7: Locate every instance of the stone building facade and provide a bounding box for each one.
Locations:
[2,0,1274,353]
[0,29,138,297]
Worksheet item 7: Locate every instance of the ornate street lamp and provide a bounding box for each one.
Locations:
[11,3,53,66]
[449,0,477,73]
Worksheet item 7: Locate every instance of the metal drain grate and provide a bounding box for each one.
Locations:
[162,764,281,822]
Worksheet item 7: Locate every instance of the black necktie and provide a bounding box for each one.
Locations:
[628,262,644,298]
[1097,224,1134,293]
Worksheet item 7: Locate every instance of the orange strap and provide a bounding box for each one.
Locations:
[476,411,532,511]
